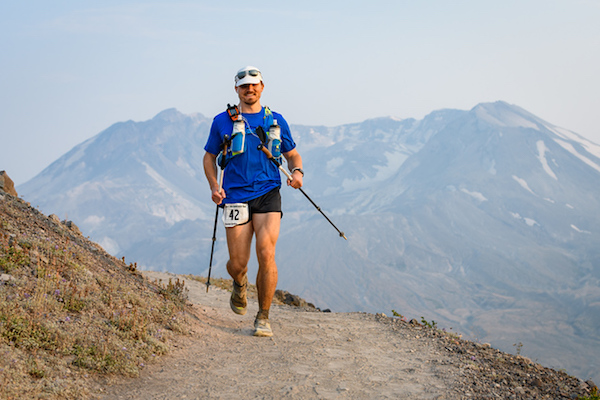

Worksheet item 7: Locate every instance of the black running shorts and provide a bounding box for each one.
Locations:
[246,187,282,220]
[221,187,282,225]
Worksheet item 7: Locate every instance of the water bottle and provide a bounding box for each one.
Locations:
[268,119,281,158]
[231,119,245,155]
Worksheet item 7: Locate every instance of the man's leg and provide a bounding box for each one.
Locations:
[225,222,254,314]
[252,212,281,316]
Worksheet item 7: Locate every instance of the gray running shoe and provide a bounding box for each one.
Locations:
[230,275,247,315]
[253,318,273,337]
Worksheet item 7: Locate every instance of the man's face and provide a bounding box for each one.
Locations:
[236,82,264,105]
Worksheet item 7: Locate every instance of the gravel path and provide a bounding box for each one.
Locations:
[101,271,595,399]
[101,271,455,399]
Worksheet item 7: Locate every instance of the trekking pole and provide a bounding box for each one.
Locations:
[207,135,230,292]
[257,144,347,240]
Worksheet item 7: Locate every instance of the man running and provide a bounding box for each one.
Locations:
[203,66,304,337]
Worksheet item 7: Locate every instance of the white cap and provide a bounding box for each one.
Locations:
[235,66,263,87]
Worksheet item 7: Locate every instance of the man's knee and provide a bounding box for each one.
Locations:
[227,258,248,274]
[256,245,276,266]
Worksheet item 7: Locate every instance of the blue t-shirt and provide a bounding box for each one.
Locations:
[204,107,296,203]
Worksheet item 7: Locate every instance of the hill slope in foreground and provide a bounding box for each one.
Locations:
[0,186,597,399]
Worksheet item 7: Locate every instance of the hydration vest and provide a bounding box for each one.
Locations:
[219,104,279,168]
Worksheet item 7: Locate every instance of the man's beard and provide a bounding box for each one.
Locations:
[242,96,259,106]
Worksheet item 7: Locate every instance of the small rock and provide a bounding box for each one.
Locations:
[48,214,61,224]
[0,171,18,197]
[62,220,81,235]
[586,380,597,391]
[514,386,525,394]
[1,274,15,282]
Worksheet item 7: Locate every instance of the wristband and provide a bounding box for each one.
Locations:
[291,167,304,176]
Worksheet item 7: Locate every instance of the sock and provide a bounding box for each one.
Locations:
[256,309,269,320]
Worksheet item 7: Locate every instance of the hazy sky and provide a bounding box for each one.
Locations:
[2,1,599,185]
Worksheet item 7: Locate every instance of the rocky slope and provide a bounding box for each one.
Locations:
[0,180,193,399]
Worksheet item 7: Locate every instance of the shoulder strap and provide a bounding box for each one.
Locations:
[263,106,274,129]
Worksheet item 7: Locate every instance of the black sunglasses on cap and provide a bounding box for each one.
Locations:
[236,69,261,80]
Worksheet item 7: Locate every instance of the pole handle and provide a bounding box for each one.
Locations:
[218,142,228,193]
[258,144,293,180]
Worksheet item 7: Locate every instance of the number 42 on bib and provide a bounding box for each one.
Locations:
[222,203,250,227]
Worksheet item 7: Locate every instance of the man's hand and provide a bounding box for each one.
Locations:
[204,151,226,204]
[283,149,303,190]
[211,187,226,205]
[287,171,303,189]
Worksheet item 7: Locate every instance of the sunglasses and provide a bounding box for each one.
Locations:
[236,69,261,80]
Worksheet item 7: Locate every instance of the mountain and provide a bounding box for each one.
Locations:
[18,101,600,382]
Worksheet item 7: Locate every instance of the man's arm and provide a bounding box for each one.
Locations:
[283,148,303,189]
[203,151,226,204]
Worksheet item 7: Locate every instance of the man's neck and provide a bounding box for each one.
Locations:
[239,102,262,114]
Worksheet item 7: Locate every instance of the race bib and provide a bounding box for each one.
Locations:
[223,203,249,227]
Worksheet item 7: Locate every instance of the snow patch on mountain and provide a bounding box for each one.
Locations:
[376,151,410,180]
[536,140,558,180]
[460,188,488,202]
[62,137,94,169]
[524,218,538,227]
[571,224,591,234]
[510,212,538,227]
[512,175,536,195]
[554,139,600,173]
[66,181,110,201]
[326,157,344,177]
[340,151,410,192]
[175,157,197,178]
[488,160,497,175]
[548,125,600,159]
[142,162,205,224]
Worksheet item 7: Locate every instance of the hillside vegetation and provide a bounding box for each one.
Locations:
[0,190,193,399]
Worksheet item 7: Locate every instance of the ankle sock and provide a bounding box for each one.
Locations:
[256,309,269,320]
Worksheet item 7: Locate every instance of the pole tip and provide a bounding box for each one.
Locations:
[341,232,347,240]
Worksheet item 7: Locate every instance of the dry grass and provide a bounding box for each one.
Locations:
[0,193,193,399]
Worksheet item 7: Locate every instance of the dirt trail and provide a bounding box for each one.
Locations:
[101,271,455,399]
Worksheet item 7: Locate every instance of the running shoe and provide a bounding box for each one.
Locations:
[253,318,273,337]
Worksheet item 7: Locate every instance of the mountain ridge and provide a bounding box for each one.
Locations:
[17,101,600,382]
